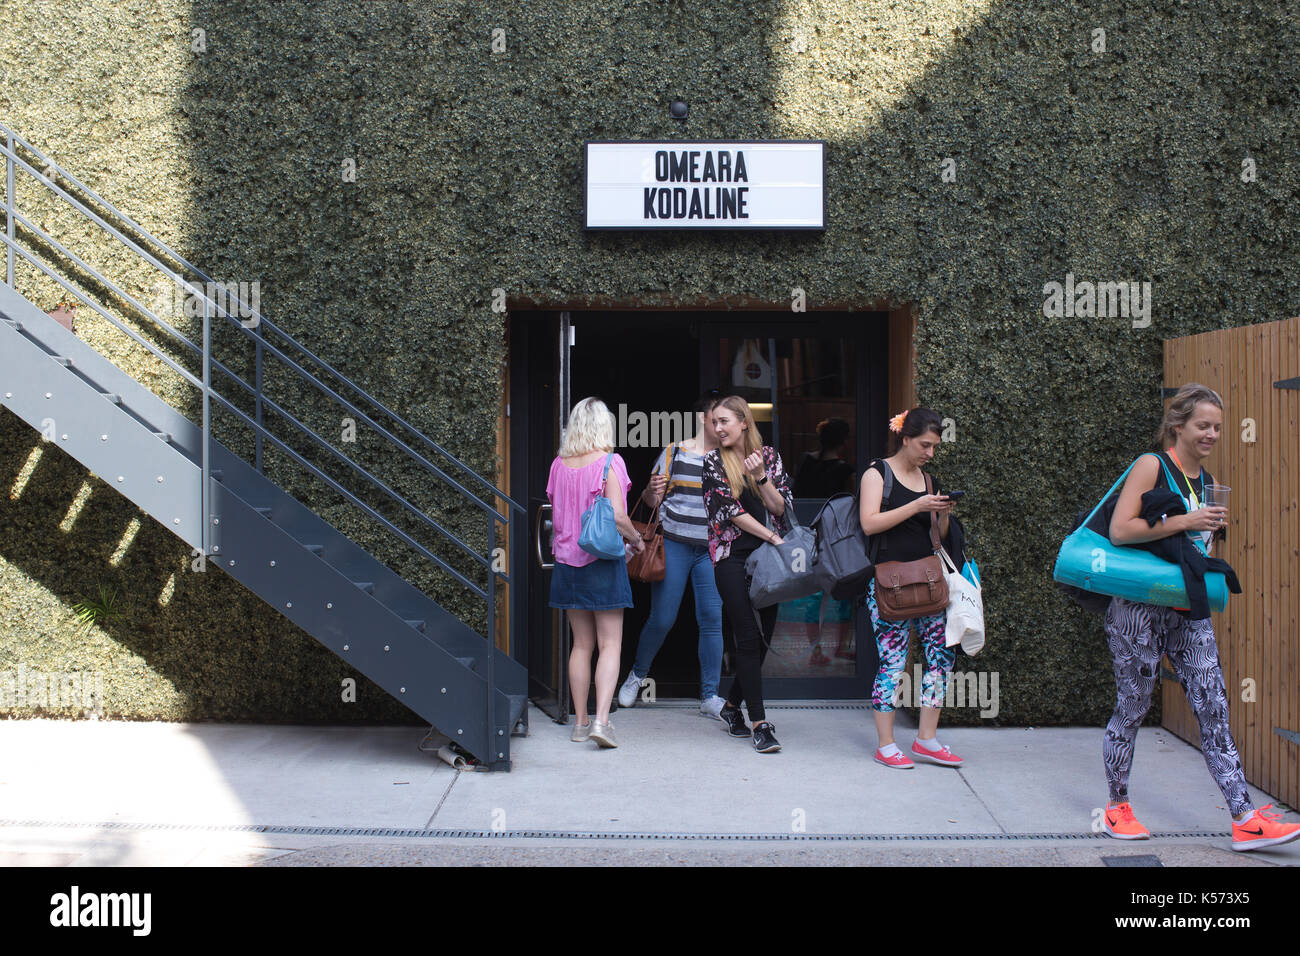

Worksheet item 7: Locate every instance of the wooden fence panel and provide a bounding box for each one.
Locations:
[1163,316,1299,811]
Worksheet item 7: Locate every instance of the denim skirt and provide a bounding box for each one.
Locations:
[549,557,634,610]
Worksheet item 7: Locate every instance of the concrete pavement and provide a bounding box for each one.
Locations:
[0,703,1295,866]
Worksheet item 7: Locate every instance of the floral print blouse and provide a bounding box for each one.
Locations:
[701,445,795,563]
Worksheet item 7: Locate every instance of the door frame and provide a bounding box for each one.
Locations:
[509,307,895,706]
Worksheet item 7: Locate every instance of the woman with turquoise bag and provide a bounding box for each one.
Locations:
[547,397,645,749]
[1100,384,1299,851]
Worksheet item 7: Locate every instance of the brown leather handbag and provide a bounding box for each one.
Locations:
[873,473,948,621]
[627,500,666,582]
[627,444,676,583]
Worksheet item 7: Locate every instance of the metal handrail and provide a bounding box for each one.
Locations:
[0,121,521,516]
[3,221,497,572]
[1,122,515,648]
[0,134,515,526]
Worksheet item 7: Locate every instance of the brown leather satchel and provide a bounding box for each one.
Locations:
[627,444,675,583]
[873,472,948,621]
[627,500,666,582]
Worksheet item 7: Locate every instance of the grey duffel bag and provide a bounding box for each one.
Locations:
[745,519,822,609]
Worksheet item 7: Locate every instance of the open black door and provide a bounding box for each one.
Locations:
[510,311,571,721]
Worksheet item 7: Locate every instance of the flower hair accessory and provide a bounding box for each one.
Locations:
[888,411,908,434]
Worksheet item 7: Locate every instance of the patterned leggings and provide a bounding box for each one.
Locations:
[866,579,954,712]
[1103,597,1252,817]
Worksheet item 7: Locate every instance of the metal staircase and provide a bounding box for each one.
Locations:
[0,122,527,769]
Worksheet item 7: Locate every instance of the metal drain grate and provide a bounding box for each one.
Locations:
[1102,854,1164,867]
[0,819,1231,842]
[765,702,875,711]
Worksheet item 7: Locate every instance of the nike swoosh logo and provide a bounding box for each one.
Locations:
[1239,826,1264,836]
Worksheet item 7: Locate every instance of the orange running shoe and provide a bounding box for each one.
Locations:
[1104,802,1150,840]
[1231,805,1300,852]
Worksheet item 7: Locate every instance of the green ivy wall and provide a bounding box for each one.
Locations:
[1,0,1295,724]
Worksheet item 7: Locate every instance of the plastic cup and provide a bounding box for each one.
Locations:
[1203,483,1230,512]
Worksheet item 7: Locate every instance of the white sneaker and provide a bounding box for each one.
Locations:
[699,695,727,720]
[617,670,644,709]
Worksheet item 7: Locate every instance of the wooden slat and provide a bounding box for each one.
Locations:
[1259,321,1271,796]
[887,306,915,415]
[1285,317,1299,806]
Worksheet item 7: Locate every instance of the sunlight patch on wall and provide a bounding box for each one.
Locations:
[9,444,44,500]
[109,517,142,567]
[58,481,95,533]
[769,0,995,139]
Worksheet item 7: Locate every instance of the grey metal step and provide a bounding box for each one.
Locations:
[1,293,205,550]
[199,436,524,687]
[508,693,528,736]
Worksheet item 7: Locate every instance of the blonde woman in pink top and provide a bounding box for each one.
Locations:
[547,397,644,748]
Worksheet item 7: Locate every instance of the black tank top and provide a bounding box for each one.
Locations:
[871,460,940,563]
[731,483,770,555]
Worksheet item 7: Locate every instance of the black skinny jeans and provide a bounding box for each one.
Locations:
[714,552,778,724]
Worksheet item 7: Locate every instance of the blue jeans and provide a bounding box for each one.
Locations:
[632,536,724,699]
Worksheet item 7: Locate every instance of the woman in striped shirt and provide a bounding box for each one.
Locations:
[617,392,728,719]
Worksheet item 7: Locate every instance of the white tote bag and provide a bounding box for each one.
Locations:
[939,547,985,655]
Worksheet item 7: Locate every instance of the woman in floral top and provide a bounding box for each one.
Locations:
[701,395,794,754]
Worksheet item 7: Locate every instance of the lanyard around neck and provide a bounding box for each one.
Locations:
[1166,447,1202,510]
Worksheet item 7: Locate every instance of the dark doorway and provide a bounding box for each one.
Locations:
[511,309,892,718]
[568,313,709,699]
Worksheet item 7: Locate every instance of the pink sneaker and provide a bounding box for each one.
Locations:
[874,748,914,769]
[910,740,964,767]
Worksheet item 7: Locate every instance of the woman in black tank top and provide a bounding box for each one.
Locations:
[857,408,961,771]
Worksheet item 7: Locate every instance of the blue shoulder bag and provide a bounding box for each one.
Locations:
[1053,454,1228,612]
[579,454,626,560]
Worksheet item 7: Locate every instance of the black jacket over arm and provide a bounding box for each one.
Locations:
[1134,489,1241,620]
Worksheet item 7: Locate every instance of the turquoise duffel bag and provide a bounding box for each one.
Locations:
[1052,455,1228,612]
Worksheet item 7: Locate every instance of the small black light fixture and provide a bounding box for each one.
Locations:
[669,100,688,122]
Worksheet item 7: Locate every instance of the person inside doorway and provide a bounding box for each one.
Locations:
[793,416,858,666]
[793,417,856,498]
[858,407,961,770]
[1100,383,1300,851]
[701,394,795,754]
[618,392,728,719]
[547,397,644,750]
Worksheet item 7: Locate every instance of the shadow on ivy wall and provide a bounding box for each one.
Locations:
[0,406,418,723]
[176,0,1293,726]
[4,0,1294,732]
[159,0,1300,726]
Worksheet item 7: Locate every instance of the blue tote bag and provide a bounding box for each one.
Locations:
[1053,455,1228,612]
[578,454,626,560]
